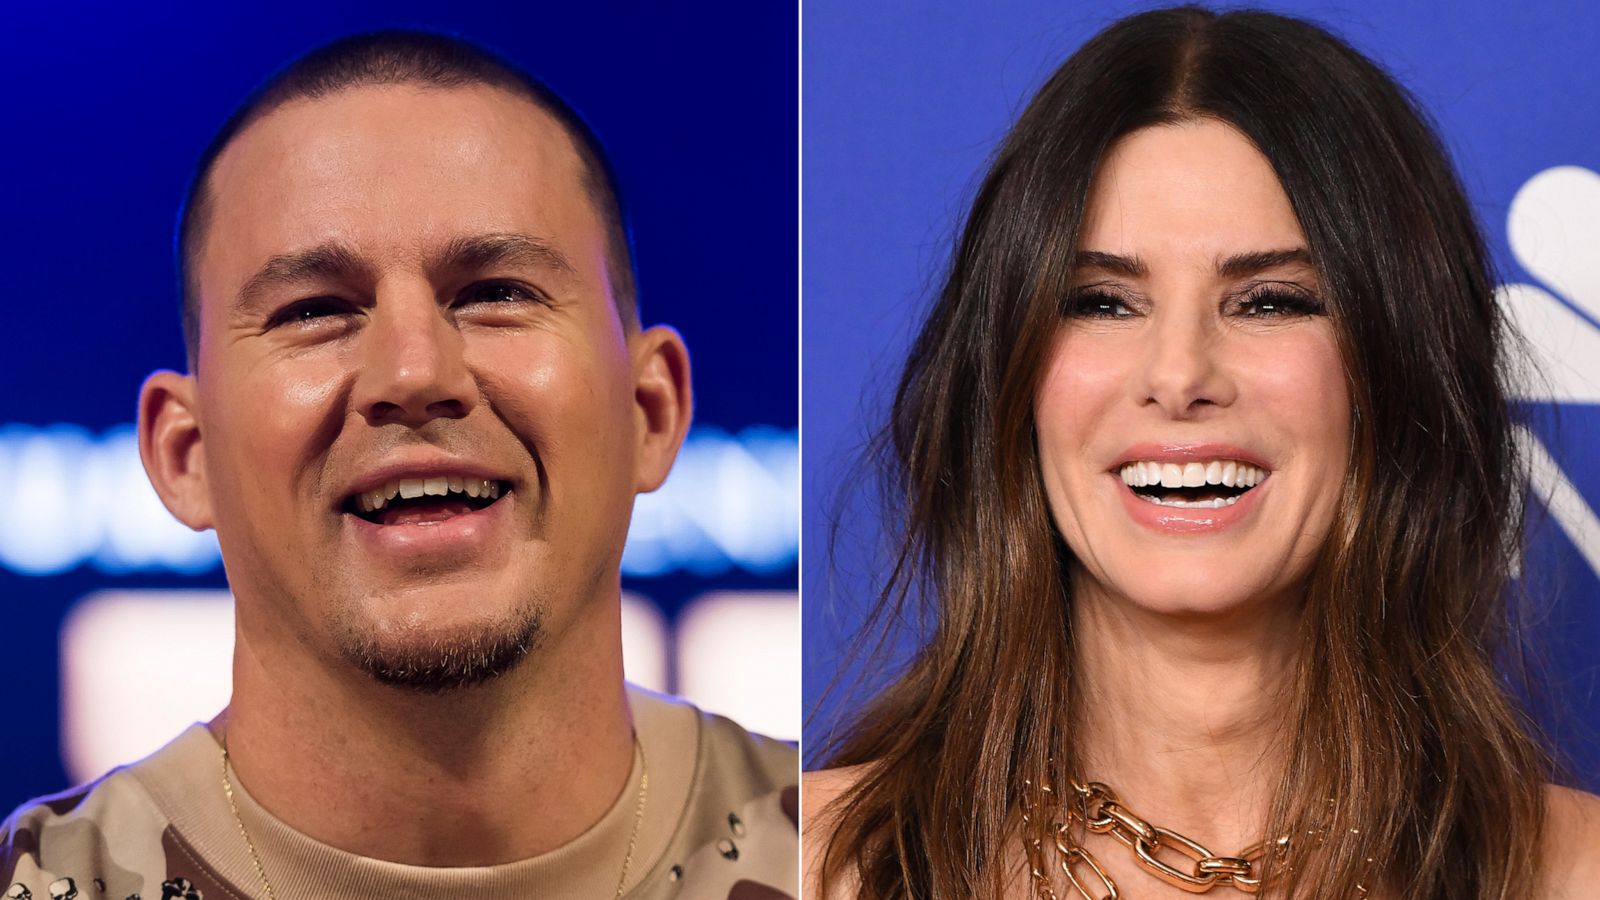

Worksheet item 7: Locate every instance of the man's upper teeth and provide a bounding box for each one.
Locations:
[1117,460,1265,488]
[357,477,501,513]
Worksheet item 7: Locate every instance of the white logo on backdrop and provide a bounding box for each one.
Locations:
[1497,165,1600,577]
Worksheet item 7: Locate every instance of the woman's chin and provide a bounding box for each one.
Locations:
[1080,565,1293,623]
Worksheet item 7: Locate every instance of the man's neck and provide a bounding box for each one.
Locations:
[215,601,635,867]
[1070,579,1299,855]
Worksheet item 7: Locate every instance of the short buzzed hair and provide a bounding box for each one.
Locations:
[177,29,637,365]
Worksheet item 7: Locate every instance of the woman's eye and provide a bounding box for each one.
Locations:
[266,297,355,329]
[458,281,537,306]
[1064,291,1135,319]
[1236,290,1326,318]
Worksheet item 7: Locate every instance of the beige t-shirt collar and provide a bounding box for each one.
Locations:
[133,686,698,900]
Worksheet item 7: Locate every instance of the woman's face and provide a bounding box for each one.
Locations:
[1034,120,1350,616]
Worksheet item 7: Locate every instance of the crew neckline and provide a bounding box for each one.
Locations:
[129,686,701,900]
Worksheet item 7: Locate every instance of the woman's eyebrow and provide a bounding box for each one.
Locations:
[1070,248,1314,279]
[1216,247,1313,278]
[1071,250,1146,277]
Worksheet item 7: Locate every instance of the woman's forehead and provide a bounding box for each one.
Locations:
[1078,120,1308,268]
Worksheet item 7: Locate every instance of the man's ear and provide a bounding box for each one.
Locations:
[138,370,215,530]
[630,325,693,493]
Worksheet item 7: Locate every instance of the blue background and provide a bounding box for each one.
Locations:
[0,3,796,807]
[802,0,1600,790]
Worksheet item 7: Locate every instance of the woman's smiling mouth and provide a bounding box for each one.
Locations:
[1117,459,1268,508]
[1101,444,1278,534]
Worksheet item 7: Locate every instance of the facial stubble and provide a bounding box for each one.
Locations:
[325,564,548,694]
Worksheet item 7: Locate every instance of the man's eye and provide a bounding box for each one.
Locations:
[458,281,538,306]
[1235,289,1326,318]
[266,297,355,329]
[1063,291,1135,319]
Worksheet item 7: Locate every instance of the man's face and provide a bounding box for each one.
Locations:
[186,84,651,687]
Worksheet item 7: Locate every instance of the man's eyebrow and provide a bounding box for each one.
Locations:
[1216,247,1314,278]
[231,233,576,314]
[432,232,576,277]
[1072,250,1146,278]
[236,243,370,313]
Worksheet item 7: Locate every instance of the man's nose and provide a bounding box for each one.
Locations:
[351,285,477,426]
[1139,308,1235,418]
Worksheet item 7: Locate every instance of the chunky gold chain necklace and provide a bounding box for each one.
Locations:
[221,736,649,900]
[1021,779,1290,898]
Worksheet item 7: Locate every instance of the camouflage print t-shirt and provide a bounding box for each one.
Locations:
[1,687,797,900]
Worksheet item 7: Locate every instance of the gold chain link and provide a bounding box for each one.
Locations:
[1024,778,1290,898]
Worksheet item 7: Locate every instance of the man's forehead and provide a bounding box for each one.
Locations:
[209,82,587,200]
[196,82,602,286]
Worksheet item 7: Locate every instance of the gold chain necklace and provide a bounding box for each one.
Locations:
[1021,779,1292,898]
[221,736,649,900]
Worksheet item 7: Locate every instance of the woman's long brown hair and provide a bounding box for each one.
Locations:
[814,7,1555,899]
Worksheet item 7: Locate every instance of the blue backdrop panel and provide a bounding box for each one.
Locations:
[802,0,1600,789]
[0,4,796,807]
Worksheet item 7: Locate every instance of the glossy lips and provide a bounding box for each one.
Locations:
[1111,445,1272,533]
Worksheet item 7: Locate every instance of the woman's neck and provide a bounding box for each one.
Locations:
[1069,578,1302,854]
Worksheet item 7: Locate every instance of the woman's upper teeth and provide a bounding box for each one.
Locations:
[1117,460,1266,488]
[356,477,502,513]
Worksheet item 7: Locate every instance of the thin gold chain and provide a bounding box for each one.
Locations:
[219,738,277,900]
[220,734,649,900]
[616,740,649,899]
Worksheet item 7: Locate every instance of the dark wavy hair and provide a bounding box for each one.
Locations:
[816,7,1554,899]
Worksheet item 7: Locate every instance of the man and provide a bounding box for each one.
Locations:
[1,31,796,900]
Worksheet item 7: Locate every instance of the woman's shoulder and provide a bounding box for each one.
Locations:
[802,765,875,900]
[803,764,869,819]
[1540,783,1600,898]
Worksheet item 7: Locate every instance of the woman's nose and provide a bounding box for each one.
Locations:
[1139,310,1236,418]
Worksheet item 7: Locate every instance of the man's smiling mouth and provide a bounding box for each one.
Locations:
[1117,459,1269,509]
[344,477,512,526]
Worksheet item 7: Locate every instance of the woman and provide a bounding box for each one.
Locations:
[803,6,1600,899]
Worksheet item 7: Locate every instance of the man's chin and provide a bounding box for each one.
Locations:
[334,613,544,694]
